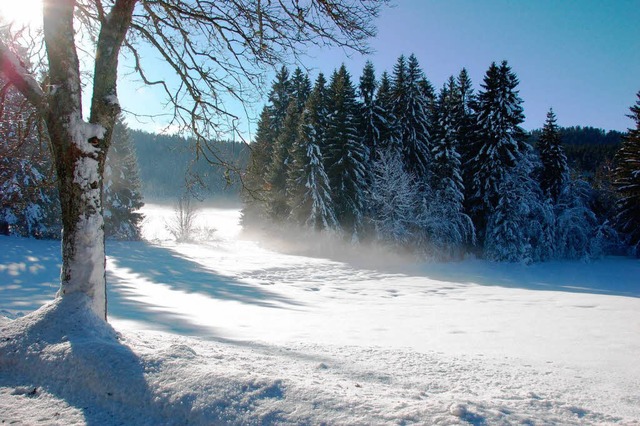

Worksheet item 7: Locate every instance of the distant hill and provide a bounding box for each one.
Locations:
[130,130,249,202]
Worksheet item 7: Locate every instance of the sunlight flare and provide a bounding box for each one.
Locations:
[0,0,43,28]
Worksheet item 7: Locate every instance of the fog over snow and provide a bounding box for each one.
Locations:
[1,205,639,424]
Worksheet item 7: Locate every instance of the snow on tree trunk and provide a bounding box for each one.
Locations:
[53,114,108,319]
[40,0,136,320]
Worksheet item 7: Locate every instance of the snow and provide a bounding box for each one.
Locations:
[1,205,640,424]
[68,112,106,154]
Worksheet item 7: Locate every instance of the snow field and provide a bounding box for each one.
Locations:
[1,205,639,424]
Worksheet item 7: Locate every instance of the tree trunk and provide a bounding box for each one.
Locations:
[41,0,137,320]
[43,0,108,318]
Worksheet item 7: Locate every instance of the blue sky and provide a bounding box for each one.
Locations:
[119,0,640,137]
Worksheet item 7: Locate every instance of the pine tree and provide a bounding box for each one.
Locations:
[555,178,600,259]
[432,78,464,194]
[103,118,145,240]
[391,54,431,180]
[484,152,554,263]
[241,107,275,225]
[538,108,568,202]
[613,91,640,255]
[290,67,312,111]
[469,60,527,242]
[454,68,478,208]
[423,78,475,257]
[267,66,292,135]
[375,71,400,156]
[358,61,386,163]
[266,100,300,220]
[369,149,419,245]
[325,65,368,239]
[243,69,294,225]
[265,68,310,221]
[287,73,339,230]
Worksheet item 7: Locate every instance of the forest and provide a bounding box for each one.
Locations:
[241,55,640,261]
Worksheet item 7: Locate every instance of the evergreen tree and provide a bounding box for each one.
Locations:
[391,54,431,180]
[613,91,640,255]
[454,68,478,207]
[469,60,527,242]
[265,68,310,221]
[266,100,300,220]
[358,61,386,163]
[241,107,275,225]
[287,73,339,230]
[243,69,294,225]
[103,118,145,240]
[432,78,464,193]
[484,152,554,263]
[369,149,419,245]
[325,65,368,239]
[375,71,400,156]
[422,79,475,257]
[538,108,568,202]
[267,66,292,135]
[290,67,312,111]
[555,178,600,259]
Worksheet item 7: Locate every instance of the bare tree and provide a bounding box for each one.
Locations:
[166,194,198,243]
[0,0,388,320]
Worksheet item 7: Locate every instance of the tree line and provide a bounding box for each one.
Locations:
[242,55,640,261]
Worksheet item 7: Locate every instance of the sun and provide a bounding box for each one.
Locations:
[0,0,43,28]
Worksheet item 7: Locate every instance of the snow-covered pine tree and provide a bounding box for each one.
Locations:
[554,178,600,260]
[103,117,144,240]
[265,68,311,221]
[287,73,339,231]
[391,54,432,181]
[484,152,554,263]
[538,108,568,202]
[266,100,300,221]
[369,148,419,246]
[243,70,295,225]
[469,60,528,243]
[359,61,386,163]
[375,71,401,157]
[325,65,368,240]
[453,68,478,209]
[613,91,640,255]
[422,78,475,258]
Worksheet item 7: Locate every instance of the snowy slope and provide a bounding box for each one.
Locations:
[1,205,639,424]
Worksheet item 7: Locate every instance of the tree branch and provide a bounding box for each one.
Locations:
[0,40,46,111]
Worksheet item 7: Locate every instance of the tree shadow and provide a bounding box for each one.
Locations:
[105,240,305,336]
[107,241,304,308]
[0,237,61,315]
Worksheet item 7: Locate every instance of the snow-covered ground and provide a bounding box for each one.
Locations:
[1,204,639,424]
